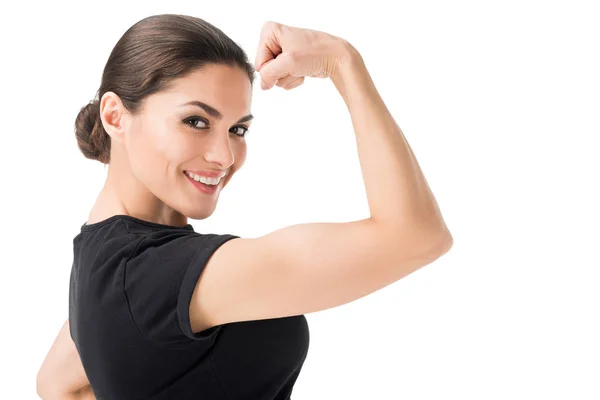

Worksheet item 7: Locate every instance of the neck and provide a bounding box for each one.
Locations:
[88,151,187,227]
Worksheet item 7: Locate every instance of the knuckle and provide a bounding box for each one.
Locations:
[262,21,280,34]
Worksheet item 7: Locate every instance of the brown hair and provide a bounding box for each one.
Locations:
[75,14,256,164]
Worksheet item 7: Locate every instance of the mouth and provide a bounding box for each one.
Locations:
[184,171,221,195]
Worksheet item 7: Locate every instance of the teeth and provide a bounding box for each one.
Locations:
[186,171,221,185]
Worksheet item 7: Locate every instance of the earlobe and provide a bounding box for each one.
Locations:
[100,91,127,143]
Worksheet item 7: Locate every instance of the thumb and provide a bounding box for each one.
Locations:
[254,44,275,73]
[254,22,283,72]
[258,53,296,90]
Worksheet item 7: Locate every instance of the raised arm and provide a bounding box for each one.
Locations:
[186,23,452,334]
[256,22,452,244]
[330,42,451,242]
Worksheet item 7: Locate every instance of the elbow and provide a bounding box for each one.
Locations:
[418,223,455,255]
[373,216,454,258]
[423,213,454,252]
[438,227,454,249]
[430,227,454,254]
[416,225,453,258]
[376,213,454,252]
[437,233,453,258]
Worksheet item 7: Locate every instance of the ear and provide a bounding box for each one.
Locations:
[99,91,130,144]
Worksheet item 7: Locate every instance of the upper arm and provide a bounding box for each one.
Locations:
[190,218,452,332]
[37,319,92,398]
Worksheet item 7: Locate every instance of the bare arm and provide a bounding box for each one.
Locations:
[38,387,95,400]
[191,31,452,332]
[36,320,96,400]
[70,386,96,400]
[332,43,452,243]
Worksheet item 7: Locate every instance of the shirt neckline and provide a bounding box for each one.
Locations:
[81,214,194,232]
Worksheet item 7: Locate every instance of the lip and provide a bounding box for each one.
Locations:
[185,172,220,195]
[185,170,227,179]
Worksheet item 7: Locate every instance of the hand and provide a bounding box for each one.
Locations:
[254,21,353,91]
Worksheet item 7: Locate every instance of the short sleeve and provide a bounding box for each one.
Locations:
[123,231,240,348]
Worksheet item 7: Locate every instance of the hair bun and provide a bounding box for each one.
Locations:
[75,99,110,164]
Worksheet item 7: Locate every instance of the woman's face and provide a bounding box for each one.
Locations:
[124,64,253,220]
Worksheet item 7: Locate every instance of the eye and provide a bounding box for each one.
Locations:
[184,117,249,138]
[184,117,209,130]
[230,126,249,137]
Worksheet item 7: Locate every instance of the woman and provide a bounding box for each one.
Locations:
[36,14,452,400]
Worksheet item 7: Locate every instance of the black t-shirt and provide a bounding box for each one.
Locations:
[69,215,310,400]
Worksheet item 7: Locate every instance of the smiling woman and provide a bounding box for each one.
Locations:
[72,13,256,223]
[38,11,452,400]
[37,13,307,400]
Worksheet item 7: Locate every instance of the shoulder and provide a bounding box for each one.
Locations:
[126,229,239,263]
[122,230,240,347]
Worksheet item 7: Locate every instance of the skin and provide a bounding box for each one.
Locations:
[89,63,253,227]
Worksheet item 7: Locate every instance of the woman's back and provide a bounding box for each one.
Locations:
[69,215,309,400]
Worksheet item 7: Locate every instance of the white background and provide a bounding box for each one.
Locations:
[1,0,599,398]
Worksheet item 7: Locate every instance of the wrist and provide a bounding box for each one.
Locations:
[330,42,371,103]
[331,41,362,81]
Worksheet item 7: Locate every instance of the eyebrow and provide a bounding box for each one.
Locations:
[179,100,254,124]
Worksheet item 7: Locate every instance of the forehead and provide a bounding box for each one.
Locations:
[149,64,253,113]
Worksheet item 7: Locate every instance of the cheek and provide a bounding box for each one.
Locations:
[124,125,150,178]
[221,142,247,187]
[125,120,175,182]
[232,142,247,172]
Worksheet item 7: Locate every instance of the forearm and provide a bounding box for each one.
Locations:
[36,320,96,400]
[331,44,451,244]
[73,385,96,400]
[38,386,95,400]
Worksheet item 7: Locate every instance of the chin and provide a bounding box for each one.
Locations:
[185,205,218,221]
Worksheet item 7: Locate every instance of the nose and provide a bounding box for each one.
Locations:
[203,131,235,169]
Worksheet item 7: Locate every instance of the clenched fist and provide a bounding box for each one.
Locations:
[254,21,354,91]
